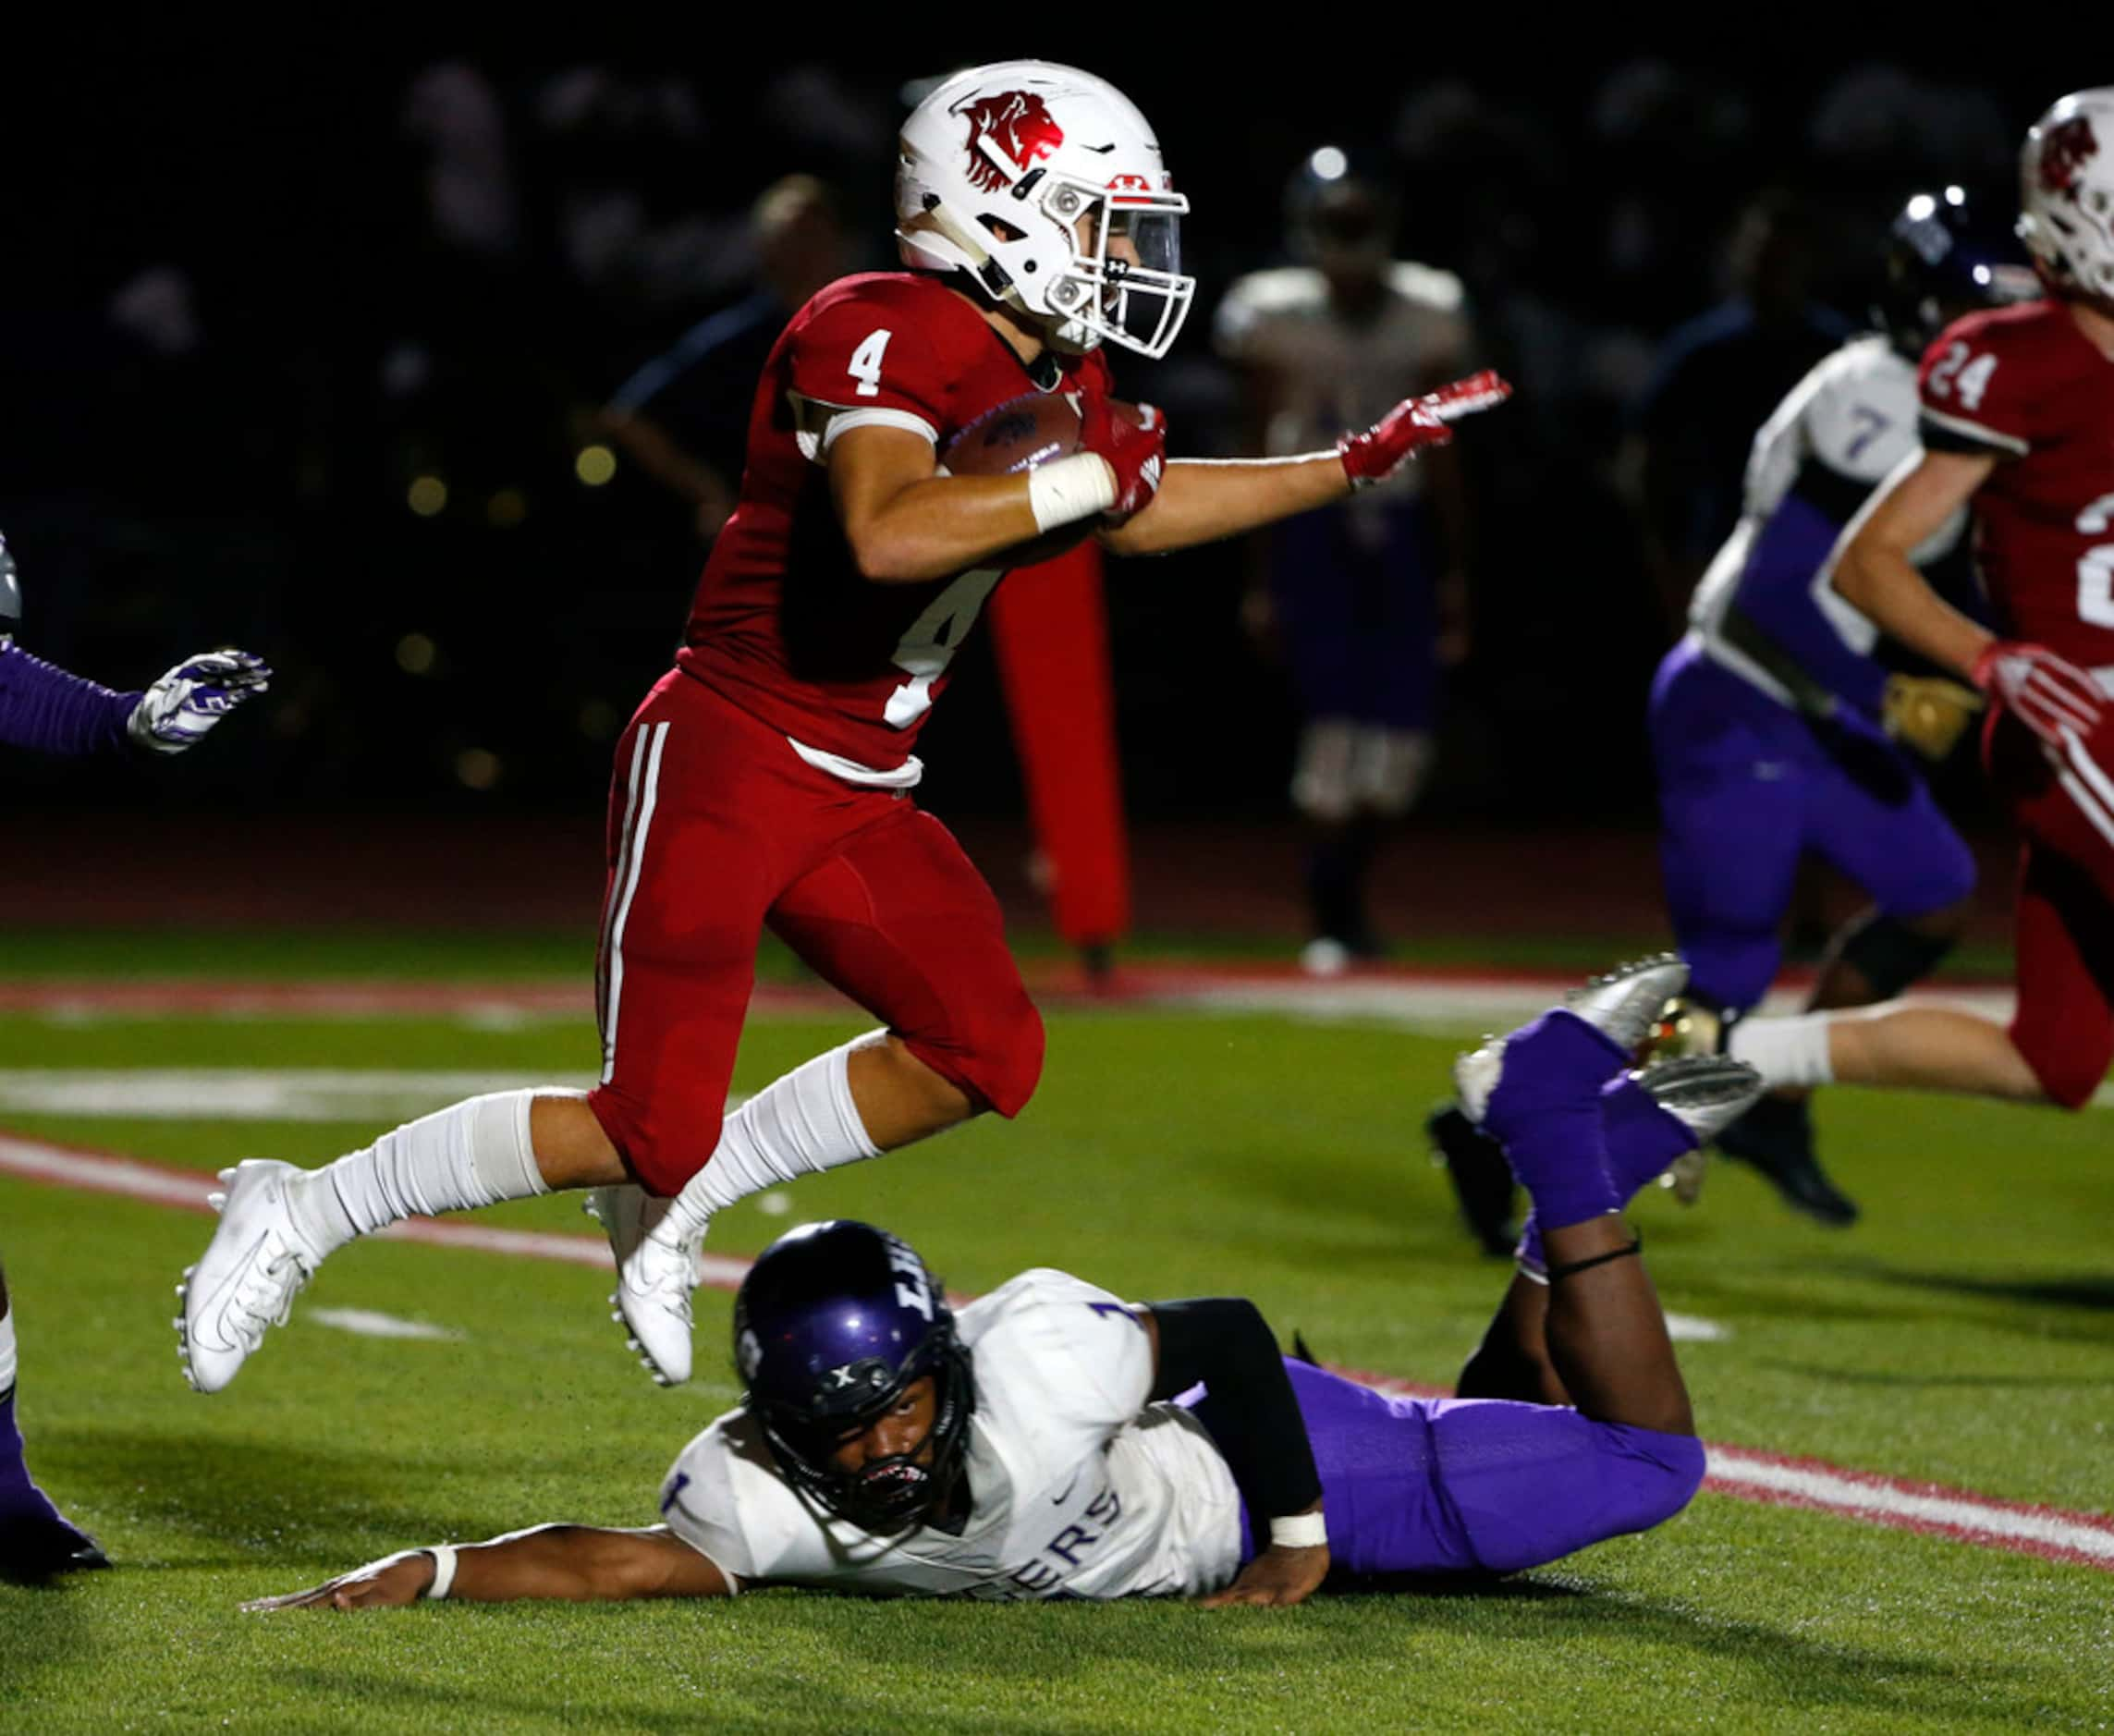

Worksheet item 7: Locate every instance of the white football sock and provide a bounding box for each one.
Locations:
[659,1032,888,1243]
[0,1305,17,1395]
[288,1088,557,1258]
[1729,1014,1837,1090]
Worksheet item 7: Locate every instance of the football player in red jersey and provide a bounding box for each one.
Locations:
[1693,91,2114,1123]
[175,61,1509,1396]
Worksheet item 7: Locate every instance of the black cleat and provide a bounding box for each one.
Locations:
[1716,1094,1859,1228]
[1425,1103,1519,1257]
[0,1512,111,1584]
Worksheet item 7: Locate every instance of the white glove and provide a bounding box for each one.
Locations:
[127,649,273,754]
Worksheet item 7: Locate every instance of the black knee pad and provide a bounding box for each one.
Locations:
[1837,911,1958,999]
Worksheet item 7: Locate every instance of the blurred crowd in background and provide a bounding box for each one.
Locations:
[0,49,2064,828]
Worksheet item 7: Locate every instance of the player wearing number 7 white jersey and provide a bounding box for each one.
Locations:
[174,59,1509,1400]
[1695,90,2114,1116]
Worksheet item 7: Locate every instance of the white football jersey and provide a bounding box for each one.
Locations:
[1214,263,1472,498]
[1688,335,1967,704]
[658,1268,1243,1601]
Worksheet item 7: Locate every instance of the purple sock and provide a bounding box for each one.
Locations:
[0,1389,69,1527]
[1484,1011,1625,1236]
[1518,1073,1701,1270]
[0,642,138,758]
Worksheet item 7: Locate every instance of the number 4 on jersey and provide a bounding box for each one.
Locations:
[886,568,1002,727]
[849,329,893,398]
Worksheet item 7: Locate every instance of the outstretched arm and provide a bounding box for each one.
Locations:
[242,1523,731,1612]
[0,642,140,757]
[1103,373,1509,557]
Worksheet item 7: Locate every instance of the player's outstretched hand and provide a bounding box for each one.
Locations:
[1970,640,2104,751]
[1883,672,1985,760]
[128,648,273,754]
[242,1550,434,1613]
[1079,396,1167,525]
[1197,1541,1330,1609]
[1338,371,1511,489]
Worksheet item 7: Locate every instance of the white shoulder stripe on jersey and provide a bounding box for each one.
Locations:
[822,407,939,450]
[600,722,671,1085]
[787,396,941,464]
[1919,404,2030,458]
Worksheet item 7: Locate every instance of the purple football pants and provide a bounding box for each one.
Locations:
[1650,641,1973,1010]
[1196,1361,1705,1577]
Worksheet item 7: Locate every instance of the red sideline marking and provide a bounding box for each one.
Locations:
[4,1131,2108,1572]
[0,963,2016,1020]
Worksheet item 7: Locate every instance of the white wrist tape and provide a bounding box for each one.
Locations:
[1027,452,1117,532]
[422,1545,458,1601]
[1269,1510,1328,1550]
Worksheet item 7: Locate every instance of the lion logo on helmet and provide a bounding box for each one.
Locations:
[2040,114,2100,197]
[956,90,1065,194]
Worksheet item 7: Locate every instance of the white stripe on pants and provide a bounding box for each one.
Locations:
[601,722,670,1084]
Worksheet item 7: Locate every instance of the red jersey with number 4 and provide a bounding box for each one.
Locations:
[1917,300,2114,670]
[674,271,1115,778]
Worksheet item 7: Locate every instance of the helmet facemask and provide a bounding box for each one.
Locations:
[1033,177,1191,358]
[751,1337,975,1534]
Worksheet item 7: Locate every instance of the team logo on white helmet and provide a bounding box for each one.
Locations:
[897,61,1195,360]
[2018,88,2114,300]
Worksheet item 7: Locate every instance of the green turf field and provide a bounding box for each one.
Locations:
[2,941,2109,1732]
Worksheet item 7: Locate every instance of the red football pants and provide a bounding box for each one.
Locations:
[1986,710,2114,1108]
[988,544,1130,949]
[586,671,1045,1194]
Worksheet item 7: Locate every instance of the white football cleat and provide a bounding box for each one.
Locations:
[177,1160,324,1394]
[585,1185,701,1388]
[1454,955,1692,1123]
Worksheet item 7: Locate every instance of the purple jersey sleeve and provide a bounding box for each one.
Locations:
[1734,492,1890,717]
[0,642,141,757]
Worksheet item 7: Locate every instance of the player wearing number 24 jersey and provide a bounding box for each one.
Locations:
[173,59,1509,1401]
[1711,89,2114,1117]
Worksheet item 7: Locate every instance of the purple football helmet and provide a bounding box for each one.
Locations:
[732,1220,974,1533]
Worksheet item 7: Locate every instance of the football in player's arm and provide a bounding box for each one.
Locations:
[173,61,1510,1412]
[249,964,1758,1616]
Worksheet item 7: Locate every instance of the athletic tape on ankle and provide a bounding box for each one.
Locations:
[1027,453,1117,532]
[422,1544,458,1600]
[1269,1510,1328,1550]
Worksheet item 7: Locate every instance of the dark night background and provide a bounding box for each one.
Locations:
[0,38,2080,859]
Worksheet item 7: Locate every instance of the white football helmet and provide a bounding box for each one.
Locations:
[2018,88,2114,301]
[896,61,1194,359]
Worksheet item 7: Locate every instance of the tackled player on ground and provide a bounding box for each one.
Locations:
[245,961,1763,1613]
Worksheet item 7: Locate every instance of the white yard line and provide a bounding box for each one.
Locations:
[2,1130,2108,1573]
[0,1070,594,1121]
[307,1307,462,1342]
